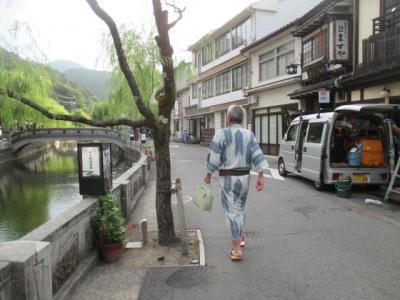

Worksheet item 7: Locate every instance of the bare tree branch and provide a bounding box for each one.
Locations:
[152,0,177,116]
[86,0,156,126]
[1,89,149,128]
[165,1,185,30]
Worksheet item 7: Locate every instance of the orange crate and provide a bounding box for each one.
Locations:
[358,138,384,167]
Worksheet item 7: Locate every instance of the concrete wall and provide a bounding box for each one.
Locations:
[255,83,301,109]
[0,151,150,300]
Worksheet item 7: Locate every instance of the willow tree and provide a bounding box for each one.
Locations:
[0,0,184,245]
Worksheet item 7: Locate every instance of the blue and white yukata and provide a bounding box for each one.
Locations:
[207,124,269,241]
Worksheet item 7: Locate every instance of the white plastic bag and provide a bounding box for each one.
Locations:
[193,184,214,211]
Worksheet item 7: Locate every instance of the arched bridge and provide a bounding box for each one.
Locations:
[11,128,128,151]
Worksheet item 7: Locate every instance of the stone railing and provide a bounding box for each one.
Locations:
[0,154,151,300]
[11,128,129,151]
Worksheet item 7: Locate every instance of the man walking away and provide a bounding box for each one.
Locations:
[204,105,268,261]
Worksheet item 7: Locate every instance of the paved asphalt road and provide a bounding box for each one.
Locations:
[138,143,400,300]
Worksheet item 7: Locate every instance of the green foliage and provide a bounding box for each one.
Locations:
[0,48,96,129]
[72,108,90,119]
[95,27,162,121]
[94,195,126,244]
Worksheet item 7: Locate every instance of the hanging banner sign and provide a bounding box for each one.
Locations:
[319,90,331,104]
[329,19,349,62]
[335,20,349,60]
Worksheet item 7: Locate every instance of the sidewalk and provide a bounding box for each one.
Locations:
[71,165,158,300]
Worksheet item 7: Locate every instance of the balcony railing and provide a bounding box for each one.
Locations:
[373,10,400,34]
[356,27,400,74]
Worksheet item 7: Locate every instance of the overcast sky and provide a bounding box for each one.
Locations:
[0,0,257,70]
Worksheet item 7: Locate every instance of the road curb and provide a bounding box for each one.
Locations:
[197,229,206,266]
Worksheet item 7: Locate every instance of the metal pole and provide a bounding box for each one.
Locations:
[175,178,188,256]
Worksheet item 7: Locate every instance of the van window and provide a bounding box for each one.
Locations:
[286,124,299,141]
[306,123,325,143]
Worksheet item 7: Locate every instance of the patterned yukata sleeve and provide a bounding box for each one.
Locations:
[250,132,269,173]
[206,130,224,174]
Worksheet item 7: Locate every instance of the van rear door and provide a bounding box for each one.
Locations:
[300,121,327,182]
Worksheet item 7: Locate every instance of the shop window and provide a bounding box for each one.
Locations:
[306,123,324,143]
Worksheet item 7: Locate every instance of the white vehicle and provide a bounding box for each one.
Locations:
[278,104,399,190]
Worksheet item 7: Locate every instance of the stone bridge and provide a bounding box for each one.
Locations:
[11,128,128,151]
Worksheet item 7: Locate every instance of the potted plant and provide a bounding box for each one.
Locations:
[94,195,126,263]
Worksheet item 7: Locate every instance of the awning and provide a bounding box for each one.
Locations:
[287,79,336,99]
[184,99,249,119]
[209,99,248,112]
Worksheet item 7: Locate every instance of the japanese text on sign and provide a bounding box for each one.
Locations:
[319,90,330,104]
[82,147,100,177]
[335,20,348,60]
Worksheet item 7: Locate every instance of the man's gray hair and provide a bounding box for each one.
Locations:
[227,105,244,124]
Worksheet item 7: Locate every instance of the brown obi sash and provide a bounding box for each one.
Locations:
[219,168,250,176]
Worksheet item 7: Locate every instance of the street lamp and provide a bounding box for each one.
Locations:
[286,64,299,75]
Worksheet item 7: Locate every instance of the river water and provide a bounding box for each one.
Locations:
[0,142,131,242]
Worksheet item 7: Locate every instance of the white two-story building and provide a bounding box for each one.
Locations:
[186,0,322,144]
[241,24,302,155]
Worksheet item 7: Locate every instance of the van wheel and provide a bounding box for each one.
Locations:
[278,158,287,177]
[314,180,326,191]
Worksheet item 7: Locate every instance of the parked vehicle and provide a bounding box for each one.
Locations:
[278,104,400,190]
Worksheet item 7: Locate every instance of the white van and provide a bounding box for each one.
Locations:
[278,104,400,190]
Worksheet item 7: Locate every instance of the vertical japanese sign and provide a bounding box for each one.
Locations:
[81,146,100,177]
[335,20,349,61]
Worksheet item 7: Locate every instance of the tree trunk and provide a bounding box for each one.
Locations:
[152,124,176,245]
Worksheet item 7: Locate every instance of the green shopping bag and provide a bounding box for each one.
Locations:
[193,184,214,211]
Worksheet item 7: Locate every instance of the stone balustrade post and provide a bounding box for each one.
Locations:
[0,241,52,300]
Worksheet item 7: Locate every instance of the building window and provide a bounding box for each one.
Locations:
[215,71,231,95]
[303,30,327,65]
[277,41,295,76]
[259,50,275,81]
[259,40,296,81]
[232,19,249,49]
[221,111,226,128]
[192,83,198,99]
[216,31,231,58]
[232,63,249,91]
[202,77,215,99]
[202,42,214,66]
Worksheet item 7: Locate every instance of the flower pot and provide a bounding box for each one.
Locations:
[100,242,124,263]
